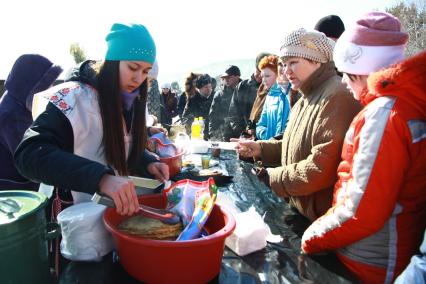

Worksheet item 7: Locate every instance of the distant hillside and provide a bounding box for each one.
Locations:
[158,58,255,88]
[193,58,255,80]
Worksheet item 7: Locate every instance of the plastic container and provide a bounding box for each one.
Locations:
[104,194,236,284]
[198,116,205,140]
[190,139,209,154]
[159,149,185,177]
[191,118,200,139]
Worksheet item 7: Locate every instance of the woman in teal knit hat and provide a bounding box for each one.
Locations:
[15,23,168,222]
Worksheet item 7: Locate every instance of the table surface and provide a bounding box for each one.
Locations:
[57,151,357,284]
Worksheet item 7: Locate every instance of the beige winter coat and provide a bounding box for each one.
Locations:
[259,62,361,222]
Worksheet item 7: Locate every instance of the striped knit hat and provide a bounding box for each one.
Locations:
[334,12,408,75]
[280,28,335,63]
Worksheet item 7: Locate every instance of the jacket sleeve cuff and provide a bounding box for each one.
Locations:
[93,166,115,192]
[267,167,289,198]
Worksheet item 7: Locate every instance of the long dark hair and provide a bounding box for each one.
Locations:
[97,60,147,176]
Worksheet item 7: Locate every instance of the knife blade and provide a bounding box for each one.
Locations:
[129,176,164,195]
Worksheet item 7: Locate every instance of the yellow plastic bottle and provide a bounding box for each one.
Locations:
[191,118,200,139]
[198,117,205,140]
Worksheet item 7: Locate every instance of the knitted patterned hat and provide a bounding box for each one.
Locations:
[280,28,335,63]
[105,23,156,64]
[334,12,408,75]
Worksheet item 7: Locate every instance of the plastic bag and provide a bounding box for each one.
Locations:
[57,202,114,261]
[147,132,178,157]
[225,206,269,256]
[163,178,217,240]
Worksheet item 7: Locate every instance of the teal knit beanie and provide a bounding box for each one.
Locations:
[105,23,156,64]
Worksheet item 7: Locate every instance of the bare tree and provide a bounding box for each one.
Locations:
[69,43,87,64]
[386,0,426,56]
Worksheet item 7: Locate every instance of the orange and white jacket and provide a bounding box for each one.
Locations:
[301,51,426,284]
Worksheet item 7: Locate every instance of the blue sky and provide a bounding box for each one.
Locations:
[1,0,401,83]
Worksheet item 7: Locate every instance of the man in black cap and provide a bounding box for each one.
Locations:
[314,15,345,41]
[220,65,241,86]
[208,65,241,141]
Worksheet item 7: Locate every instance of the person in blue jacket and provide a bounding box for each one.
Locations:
[15,23,169,216]
[0,54,62,191]
[395,230,426,284]
[256,55,291,140]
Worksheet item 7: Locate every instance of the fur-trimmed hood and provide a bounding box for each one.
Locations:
[364,50,426,118]
[64,60,98,88]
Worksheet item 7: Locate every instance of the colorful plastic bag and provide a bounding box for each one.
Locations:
[163,178,217,241]
[147,132,178,158]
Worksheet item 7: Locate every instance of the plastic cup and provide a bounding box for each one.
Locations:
[210,142,221,158]
[211,147,221,158]
[201,155,210,169]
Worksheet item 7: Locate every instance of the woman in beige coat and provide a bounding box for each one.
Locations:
[233,28,361,222]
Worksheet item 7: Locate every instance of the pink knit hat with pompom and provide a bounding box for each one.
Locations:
[334,12,408,75]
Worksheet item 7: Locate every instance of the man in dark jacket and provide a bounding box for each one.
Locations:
[227,53,271,140]
[227,69,262,139]
[0,54,62,191]
[209,65,241,141]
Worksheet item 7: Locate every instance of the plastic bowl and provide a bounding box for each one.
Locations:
[104,194,235,284]
[159,150,184,177]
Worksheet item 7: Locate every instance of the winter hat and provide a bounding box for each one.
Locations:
[161,82,171,89]
[280,28,335,63]
[148,60,159,79]
[255,52,272,71]
[105,23,156,64]
[195,74,211,89]
[220,65,241,77]
[314,15,345,39]
[334,12,408,75]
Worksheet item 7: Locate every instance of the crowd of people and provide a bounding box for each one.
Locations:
[0,11,424,284]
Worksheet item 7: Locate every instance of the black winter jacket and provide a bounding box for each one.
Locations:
[227,75,260,138]
[182,92,213,139]
[14,61,157,195]
[208,85,236,141]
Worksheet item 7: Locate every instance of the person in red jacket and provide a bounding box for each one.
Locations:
[301,12,426,284]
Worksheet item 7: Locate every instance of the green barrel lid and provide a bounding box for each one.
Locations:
[0,191,48,225]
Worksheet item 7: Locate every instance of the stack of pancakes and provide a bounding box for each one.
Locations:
[118,215,182,240]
